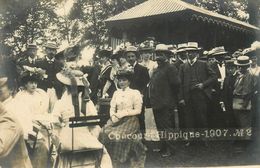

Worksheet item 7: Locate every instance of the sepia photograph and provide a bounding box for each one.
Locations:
[0,0,260,167]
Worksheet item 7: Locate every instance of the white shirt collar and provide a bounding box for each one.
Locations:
[188,57,197,66]
[46,56,55,62]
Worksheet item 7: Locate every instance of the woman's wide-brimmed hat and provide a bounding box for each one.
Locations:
[56,68,88,86]
[20,66,47,85]
[234,56,252,66]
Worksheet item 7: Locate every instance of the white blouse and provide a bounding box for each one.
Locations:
[110,87,142,119]
[52,90,97,124]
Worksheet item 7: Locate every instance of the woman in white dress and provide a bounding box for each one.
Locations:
[99,67,147,168]
[13,66,51,168]
[52,68,112,168]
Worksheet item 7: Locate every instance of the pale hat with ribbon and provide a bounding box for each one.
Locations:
[185,42,201,51]
[234,56,252,66]
[176,43,187,53]
[211,46,228,56]
[125,45,138,52]
[0,77,8,87]
[44,42,59,49]
[56,68,89,86]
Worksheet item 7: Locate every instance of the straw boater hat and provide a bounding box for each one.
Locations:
[56,68,88,86]
[0,77,8,87]
[176,43,187,53]
[211,46,228,56]
[185,42,201,51]
[44,42,59,49]
[234,56,252,66]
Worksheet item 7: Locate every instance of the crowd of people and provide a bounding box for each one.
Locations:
[0,38,259,167]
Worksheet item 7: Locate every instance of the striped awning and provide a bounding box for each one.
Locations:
[106,0,259,32]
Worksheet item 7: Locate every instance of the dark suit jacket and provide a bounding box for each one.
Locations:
[179,60,217,102]
[37,57,64,98]
[150,63,180,109]
[130,63,150,95]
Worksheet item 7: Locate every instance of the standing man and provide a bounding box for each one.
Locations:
[18,43,39,68]
[125,46,150,136]
[150,44,180,157]
[179,42,217,132]
[0,77,32,167]
[37,42,64,111]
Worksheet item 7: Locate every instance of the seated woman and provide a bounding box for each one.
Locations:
[52,68,112,168]
[99,67,147,168]
[13,66,51,168]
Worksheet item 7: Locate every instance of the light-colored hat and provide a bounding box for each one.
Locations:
[176,43,187,53]
[155,44,169,51]
[0,77,7,87]
[185,42,201,51]
[234,56,252,66]
[125,46,138,52]
[211,46,228,56]
[56,69,88,86]
[44,42,59,49]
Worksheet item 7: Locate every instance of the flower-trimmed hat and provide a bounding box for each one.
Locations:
[116,66,134,80]
[234,56,252,66]
[98,47,113,58]
[56,68,89,86]
[20,66,47,85]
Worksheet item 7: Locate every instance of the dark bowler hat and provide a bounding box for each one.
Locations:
[234,56,252,66]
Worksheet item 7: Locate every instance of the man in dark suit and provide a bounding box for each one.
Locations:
[125,46,150,136]
[37,42,64,97]
[17,43,41,86]
[179,42,217,131]
[150,44,180,157]
[17,43,40,68]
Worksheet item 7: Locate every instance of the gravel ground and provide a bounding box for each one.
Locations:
[144,140,260,168]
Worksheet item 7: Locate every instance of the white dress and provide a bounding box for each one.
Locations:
[52,90,112,168]
[12,89,50,138]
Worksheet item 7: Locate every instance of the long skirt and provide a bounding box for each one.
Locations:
[99,116,147,163]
